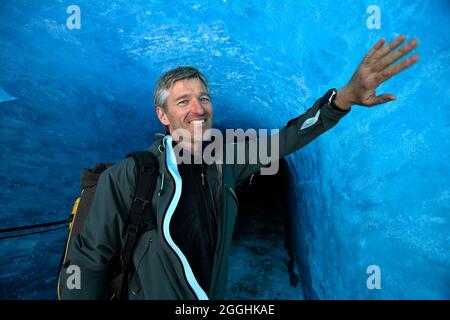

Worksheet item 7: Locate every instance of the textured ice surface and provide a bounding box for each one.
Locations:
[0,0,449,299]
[0,86,15,103]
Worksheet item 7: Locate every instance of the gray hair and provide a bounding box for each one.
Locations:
[153,66,209,111]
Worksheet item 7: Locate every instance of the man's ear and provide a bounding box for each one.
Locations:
[155,106,170,126]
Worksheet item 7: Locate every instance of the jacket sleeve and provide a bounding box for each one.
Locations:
[58,158,136,300]
[230,92,350,185]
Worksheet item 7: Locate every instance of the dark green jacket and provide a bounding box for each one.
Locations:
[58,92,349,300]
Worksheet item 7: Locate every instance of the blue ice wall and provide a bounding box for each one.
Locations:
[0,0,449,299]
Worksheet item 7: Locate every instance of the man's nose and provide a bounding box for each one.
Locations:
[191,97,205,114]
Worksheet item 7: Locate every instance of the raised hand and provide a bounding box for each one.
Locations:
[334,35,420,110]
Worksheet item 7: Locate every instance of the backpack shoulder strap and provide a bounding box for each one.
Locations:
[126,151,159,232]
[111,151,159,299]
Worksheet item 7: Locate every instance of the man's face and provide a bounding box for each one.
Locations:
[156,78,213,142]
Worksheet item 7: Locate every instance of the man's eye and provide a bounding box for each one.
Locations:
[178,100,188,106]
[200,97,210,103]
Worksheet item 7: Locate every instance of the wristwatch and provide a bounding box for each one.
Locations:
[326,88,349,112]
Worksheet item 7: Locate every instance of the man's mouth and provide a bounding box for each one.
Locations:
[188,118,207,125]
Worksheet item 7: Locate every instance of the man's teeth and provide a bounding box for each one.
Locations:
[191,119,206,125]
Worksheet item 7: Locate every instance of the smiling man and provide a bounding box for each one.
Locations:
[59,35,419,300]
[154,71,213,151]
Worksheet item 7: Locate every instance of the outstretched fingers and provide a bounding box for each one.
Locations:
[375,38,419,71]
[374,54,420,85]
[370,35,407,63]
[363,38,386,62]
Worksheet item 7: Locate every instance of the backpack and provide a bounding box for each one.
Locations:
[58,151,159,300]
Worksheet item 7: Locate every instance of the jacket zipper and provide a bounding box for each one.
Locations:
[160,136,209,300]
[201,163,219,233]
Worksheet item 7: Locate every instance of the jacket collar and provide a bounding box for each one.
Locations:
[147,132,166,156]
